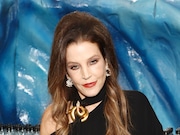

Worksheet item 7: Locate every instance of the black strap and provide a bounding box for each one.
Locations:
[73,85,106,107]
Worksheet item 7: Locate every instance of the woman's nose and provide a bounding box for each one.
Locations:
[81,66,91,80]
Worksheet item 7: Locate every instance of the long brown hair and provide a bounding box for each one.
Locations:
[48,11,131,135]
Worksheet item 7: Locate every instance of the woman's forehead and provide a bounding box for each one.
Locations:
[66,41,102,62]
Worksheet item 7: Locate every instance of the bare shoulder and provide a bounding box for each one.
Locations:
[40,104,57,135]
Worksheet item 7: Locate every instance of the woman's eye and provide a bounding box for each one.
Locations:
[70,65,79,70]
[90,59,98,65]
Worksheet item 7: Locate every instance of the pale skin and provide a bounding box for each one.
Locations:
[40,41,107,135]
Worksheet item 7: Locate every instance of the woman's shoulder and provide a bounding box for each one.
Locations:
[123,90,150,107]
[40,104,57,135]
[123,90,148,100]
[123,90,159,122]
[123,91,164,135]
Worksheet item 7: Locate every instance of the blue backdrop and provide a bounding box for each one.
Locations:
[0,0,180,132]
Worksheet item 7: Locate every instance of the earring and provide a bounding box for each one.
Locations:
[106,66,111,77]
[66,77,73,87]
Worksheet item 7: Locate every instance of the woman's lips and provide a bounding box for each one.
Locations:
[83,81,97,88]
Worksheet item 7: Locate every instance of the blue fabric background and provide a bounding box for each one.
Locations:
[0,0,180,132]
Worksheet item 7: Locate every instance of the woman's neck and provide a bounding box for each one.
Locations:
[73,85,106,107]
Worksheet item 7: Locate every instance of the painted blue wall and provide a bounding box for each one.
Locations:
[0,0,180,131]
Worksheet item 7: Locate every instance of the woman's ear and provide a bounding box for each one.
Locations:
[105,58,108,68]
[105,58,111,77]
[66,74,71,79]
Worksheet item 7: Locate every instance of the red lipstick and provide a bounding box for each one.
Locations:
[83,81,97,88]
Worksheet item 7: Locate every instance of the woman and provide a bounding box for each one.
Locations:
[40,11,164,135]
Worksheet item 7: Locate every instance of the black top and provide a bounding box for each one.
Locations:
[51,90,164,135]
[124,90,163,135]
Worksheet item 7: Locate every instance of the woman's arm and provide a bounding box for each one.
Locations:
[40,105,57,135]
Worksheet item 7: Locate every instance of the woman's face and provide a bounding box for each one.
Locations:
[66,41,107,99]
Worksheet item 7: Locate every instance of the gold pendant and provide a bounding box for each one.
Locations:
[68,101,89,122]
